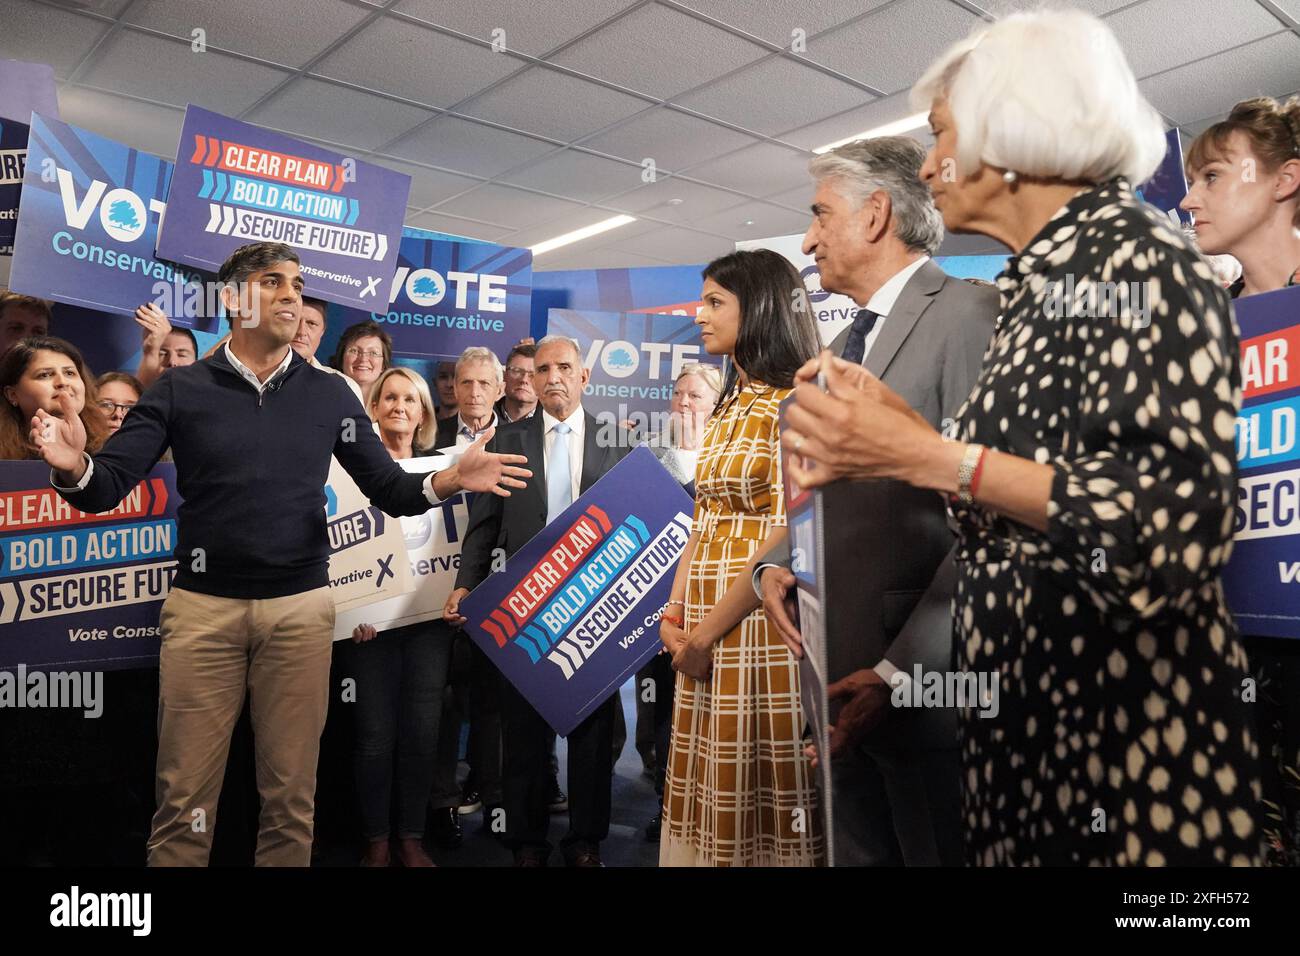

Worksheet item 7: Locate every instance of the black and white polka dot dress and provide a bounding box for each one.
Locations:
[949,179,1261,866]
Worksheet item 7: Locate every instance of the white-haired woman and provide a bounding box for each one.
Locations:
[350,366,448,867]
[782,9,1260,866]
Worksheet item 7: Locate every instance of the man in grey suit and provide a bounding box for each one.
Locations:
[754,137,997,865]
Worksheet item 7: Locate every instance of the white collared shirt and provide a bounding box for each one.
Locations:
[455,412,497,450]
[541,405,585,505]
[224,342,293,394]
[854,255,930,365]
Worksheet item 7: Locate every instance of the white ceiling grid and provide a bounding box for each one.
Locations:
[1,0,1297,269]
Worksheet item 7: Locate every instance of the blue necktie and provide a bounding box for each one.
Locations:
[546,422,573,524]
[840,309,881,365]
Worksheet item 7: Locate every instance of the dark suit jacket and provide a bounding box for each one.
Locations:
[456,409,633,592]
[434,415,459,450]
[767,259,997,750]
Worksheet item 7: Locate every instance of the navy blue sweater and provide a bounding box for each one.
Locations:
[56,348,434,599]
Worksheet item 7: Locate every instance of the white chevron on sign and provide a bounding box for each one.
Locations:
[220,205,235,235]
[205,203,222,233]
[374,234,387,262]
[0,581,18,625]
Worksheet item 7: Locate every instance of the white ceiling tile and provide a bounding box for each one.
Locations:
[246,78,435,151]
[0,1,113,77]
[78,30,291,112]
[1141,32,1300,125]
[370,158,483,208]
[975,0,1136,15]
[809,0,981,95]
[603,176,752,218]
[403,210,514,242]
[675,57,872,137]
[548,3,768,100]
[457,66,651,142]
[396,0,638,56]
[673,0,891,46]
[579,107,759,170]
[312,16,520,108]
[502,214,662,251]
[779,92,925,151]
[688,200,813,238]
[1107,0,1284,80]
[56,87,184,157]
[433,184,588,230]
[386,115,556,175]
[606,225,732,263]
[536,248,676,270]
[684,141,813,196]
[123,0,371,69]
[498,150,644,202]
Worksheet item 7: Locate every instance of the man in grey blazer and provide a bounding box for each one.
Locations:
[754,137,997,865]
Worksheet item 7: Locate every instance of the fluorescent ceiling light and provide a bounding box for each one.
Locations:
[531,215,637,256]
[812,111,930,154]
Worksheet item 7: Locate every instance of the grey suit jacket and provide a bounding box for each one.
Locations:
[767,259,997,750]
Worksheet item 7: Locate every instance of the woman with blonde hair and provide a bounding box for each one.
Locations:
[782,8,1260,866]
[349,364,447,867]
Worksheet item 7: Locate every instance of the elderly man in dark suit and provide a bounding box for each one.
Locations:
[754,137,997,866]
[444,335,633,867]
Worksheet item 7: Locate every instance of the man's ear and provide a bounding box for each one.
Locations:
[861,189,893,244]
[219,282,240,318]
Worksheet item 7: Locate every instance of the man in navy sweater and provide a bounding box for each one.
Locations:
[30,241,530,866]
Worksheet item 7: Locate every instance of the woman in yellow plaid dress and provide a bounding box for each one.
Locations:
[658,250,824,866]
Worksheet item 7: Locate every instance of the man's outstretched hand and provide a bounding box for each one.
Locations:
[31,394,89,481]
[456,427,531,497]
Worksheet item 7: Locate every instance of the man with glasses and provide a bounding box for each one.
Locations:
[495,342,537,424]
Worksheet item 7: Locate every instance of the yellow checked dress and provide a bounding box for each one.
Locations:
[660,382,825,867]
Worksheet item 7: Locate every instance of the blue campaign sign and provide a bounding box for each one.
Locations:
[1223,286,1300,639]
[0,116,26,252]
[531,263,706,340]
[331,232,532,359]
[546,308,723,429]
[459,447,693,735]
[0,461,180,671]
[7,114,216,329]
[1136,128,1191,225]
[157,105,410,311]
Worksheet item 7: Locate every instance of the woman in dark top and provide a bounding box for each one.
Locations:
[782,9,1260,865]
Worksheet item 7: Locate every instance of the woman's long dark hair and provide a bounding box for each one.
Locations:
[0,335,109,460]
[702,249,821,411]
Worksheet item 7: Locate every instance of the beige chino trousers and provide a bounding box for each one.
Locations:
[147,585,335,866]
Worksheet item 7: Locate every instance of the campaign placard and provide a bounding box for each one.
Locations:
[0,116,24,253]
[532,263,706,339]
[324,457,416,621]
[1137,128,1191,226]
[333,455,470,639]
[1223,286,1300,640]
[459,447,692,736]
[0,461,179,672]
[545,308,722,430]
[158,105,410,311]
[332,233,532,359]
[7,114,215,328]
[779,395,835,864]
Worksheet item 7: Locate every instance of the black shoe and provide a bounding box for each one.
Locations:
[458,788,482,816]
[548,778,568,814]
[645,812,662,842]
[515,849,549,867]
[565,846,604,867]
[429,807,462,849]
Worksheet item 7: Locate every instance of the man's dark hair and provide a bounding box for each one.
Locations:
[701,249,821,411]
[217,242,300,286]
[301,296,329,325]
[506,342,537,364]
[0,291,54,324]
[165,326,199,353]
